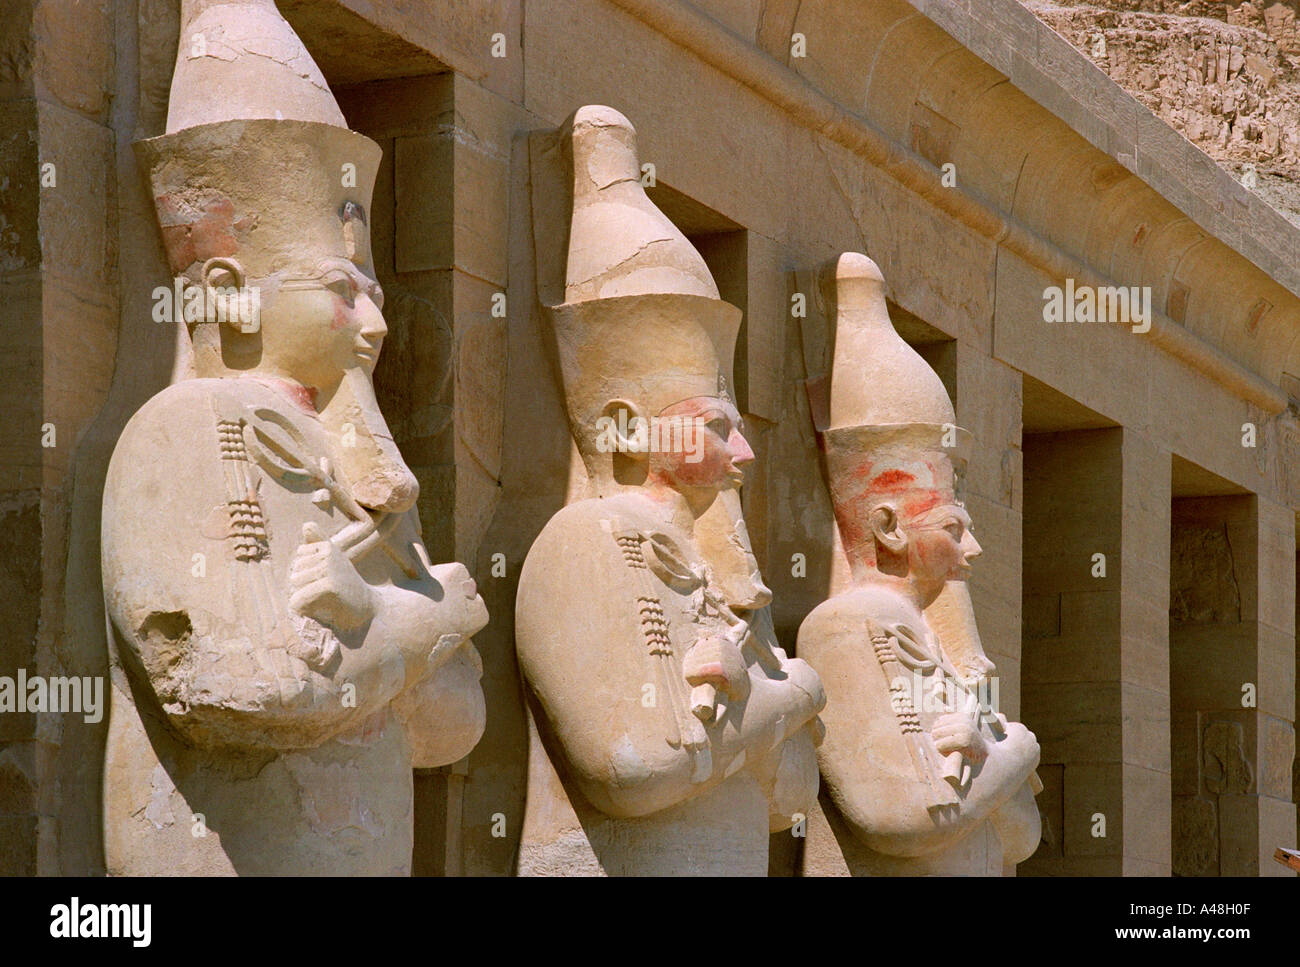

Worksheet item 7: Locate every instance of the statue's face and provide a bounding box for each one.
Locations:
[260,256,386,395]
[648,395,753,497]
[902,502,980,594]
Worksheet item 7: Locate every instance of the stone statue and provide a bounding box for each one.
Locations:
[515,106,826,876]
[799,253,1042,876]
[101,0,488,875]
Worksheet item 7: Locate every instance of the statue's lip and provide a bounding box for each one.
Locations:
[353,334,383,363]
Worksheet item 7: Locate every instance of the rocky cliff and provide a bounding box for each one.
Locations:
[1023,1,1300,225]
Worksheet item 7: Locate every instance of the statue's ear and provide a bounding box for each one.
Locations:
[870,504,907,555]
[597,398,650,462]
[198,257,259,333]
[201,256,245,292]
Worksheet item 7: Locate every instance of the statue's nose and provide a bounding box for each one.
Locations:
[358,295,387,341]
[729,429,755,465]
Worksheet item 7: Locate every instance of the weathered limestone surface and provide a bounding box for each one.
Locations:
[1018,427,1174,876]
[98,0,489,875]
[7,0,1299,877]
[799,253,1041,876]
[1024,0,1300,225]
[514,106,825,876]
[1170,494,1296,876]
[1,0,119,877]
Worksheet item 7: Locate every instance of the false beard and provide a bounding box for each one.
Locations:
[320,366,420,514]
[694,486,772,611]
[924,581,997,683]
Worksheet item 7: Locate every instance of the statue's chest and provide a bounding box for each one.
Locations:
[205,395,376,568]
[598,519,740,768]
[604,522,734,658]
[901,664,967,726]
[866,620,974,726]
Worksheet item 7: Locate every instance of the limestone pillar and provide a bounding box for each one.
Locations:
[1170,493,1296,876]
[1021,427,1171,875]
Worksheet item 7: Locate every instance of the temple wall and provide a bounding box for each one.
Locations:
[1169,494,1296,876]
[5,0,1298,875]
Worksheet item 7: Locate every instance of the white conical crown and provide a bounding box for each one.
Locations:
[546,106,742,459]
[822,252,956,432]
[141,0,380,281]
[563,105,719,304]
[167,0,347,133]
[819,253,969,523]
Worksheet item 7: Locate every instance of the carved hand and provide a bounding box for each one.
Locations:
[998,718,1041,771]
[931,711,989,763]
[288,522,375,631]
[682,634,750,702]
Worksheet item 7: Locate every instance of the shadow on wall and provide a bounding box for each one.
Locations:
[53,0,182,875]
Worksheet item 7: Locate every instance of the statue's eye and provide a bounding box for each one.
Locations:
[706,418,728,438]
[325,276,355,306]
[944,521,964,541]
[369,286,385,311]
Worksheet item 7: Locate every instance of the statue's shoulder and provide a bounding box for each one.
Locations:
[523,499,617,586]
[799,583,923,657]
[843,584,920,628]
[804,583,913,628]
[121,377,287,441]
[110,379,326,513]
[521,494,681,603]
[534,493,666,545]
[112,379,218,466]
[517,498,651,657]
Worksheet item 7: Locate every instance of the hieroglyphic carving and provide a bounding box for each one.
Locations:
[1204,719,1253,795]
